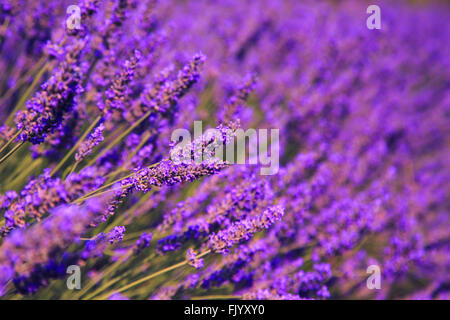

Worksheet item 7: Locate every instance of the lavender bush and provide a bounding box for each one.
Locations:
[0,0,448,300]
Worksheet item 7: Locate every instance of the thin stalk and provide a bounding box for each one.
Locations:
[51,115,102,176]
[83,252,157,300]
[66,160,79,178]
[71,177,132,204]
[70,161,160,204]
[5,63,50,124]
[77,193,157,300]
[84,110,153,168]
[0,56,46,106]
[76,253,131,300]
[71,184,131,205]
[0,129,22,155]
[0,141,24,165]
[8,158,42,189]
[105,131,152,183]
[0,16,10,59]
[94,250,212,300]
[81,254,161,300]
[82,277,122,300]
[4,35,66,124]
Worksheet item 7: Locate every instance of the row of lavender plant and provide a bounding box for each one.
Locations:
[0,0,448,299]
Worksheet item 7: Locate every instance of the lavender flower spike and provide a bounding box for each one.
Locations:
[186,248,204,269]
[130,158,229,192]
[15,40,87,144]
[208,205,285,254]
[75,123,105,162]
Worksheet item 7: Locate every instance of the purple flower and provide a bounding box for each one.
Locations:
[209,206,285,254]
[81,226,125,260]
[107,226,126,244]
[75,123,105,162]
[0,199,105,294]
[97,50,141,117]
[134,232,153,254]
[126,53,206,122]
[129,158,229,192]
[1,167,105,236]
[186,248,204,269]
[14,40,87,144]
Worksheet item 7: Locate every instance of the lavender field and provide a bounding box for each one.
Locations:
[0,0,449,300]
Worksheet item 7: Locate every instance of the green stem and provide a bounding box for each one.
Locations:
[51,115,102,176]
[84,110,153,169]
[71,178,132,204]
[105,131,152,183]
[71,184,131,205]
[5,63,50,124]
[70,161,159,204]
[0,141,24,165]
[94,250,212,300]
[0,129,22,155]
[77,192,157,299]
[66,160,79,178]
[0,57,46,108]
[83,277,123,300]
[76,253,131,300]
[4,36,67,125]
[8,158,42,189]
